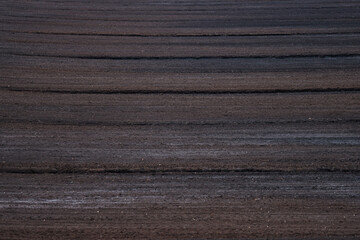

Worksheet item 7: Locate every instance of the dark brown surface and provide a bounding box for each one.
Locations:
[1,0,360,239]
[1,172,359,239]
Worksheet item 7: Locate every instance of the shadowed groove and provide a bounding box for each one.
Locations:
[1,167,359,175]
[9,52,360,60]
[2,86,360,95]
[2,29,360,37]
[1,118,358,127]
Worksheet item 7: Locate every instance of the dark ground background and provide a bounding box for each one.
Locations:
[0,0,360,239]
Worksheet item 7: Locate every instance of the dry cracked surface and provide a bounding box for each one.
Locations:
[0,0,360,239]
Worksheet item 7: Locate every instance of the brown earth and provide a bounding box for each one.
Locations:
[0,0,360,239]
[1,172,359,239]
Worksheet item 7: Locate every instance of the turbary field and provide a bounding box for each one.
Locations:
[1,0,360,239]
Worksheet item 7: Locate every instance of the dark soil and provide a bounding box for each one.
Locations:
[1,0,359,239]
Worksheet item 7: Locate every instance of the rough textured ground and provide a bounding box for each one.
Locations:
[0,0,359,239]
